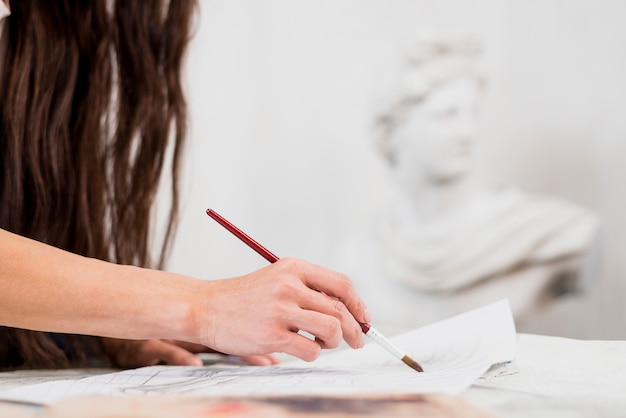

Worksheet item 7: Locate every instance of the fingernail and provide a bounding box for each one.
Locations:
[363,309,372,323]
[358,338,365,349]
[190,356,203,366]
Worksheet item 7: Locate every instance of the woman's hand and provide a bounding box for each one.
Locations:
[197,258,371,362]
[101,338,280,368]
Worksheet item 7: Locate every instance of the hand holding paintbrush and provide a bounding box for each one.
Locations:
[206,208,424,372]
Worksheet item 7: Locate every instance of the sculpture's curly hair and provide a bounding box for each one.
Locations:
[374,35,485,165]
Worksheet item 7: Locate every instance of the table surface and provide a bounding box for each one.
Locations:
[1,333,625,418]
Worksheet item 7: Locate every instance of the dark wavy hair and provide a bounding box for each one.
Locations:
[0,0,196,368]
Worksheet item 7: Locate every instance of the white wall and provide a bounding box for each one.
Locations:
[162,0,626,339]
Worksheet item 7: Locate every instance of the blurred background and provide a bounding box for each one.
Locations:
[156,0,626,340]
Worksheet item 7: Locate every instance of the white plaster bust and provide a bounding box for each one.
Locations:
[340,36,602,335]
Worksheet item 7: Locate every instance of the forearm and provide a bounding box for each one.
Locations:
[0,228,201,342]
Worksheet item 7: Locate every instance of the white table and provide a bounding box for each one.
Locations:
[465,333,626,418]
[1,333,625,417]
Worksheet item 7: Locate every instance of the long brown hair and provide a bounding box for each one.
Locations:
[0,0,196,368]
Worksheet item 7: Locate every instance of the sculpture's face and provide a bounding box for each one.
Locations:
[390,76,479,186]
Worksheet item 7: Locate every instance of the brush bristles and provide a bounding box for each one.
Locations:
[401,355,424,373]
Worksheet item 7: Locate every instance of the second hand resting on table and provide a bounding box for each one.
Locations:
[100,338,280,367]
[0,228,370,368]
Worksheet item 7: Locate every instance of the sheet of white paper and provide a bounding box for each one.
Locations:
[0,299,516,405]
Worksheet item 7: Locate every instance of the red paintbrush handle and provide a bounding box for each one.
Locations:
[206,208,279,263]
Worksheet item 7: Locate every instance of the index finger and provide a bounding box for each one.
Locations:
[290,258,372,324]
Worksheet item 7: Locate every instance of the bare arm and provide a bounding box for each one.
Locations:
[0,228,369,362]
[0,228,201,342]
